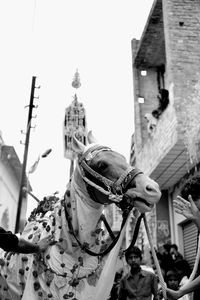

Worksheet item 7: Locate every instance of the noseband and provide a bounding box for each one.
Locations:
[78,145,143,205]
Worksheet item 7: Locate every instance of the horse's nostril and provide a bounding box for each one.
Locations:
[146,185,153,192]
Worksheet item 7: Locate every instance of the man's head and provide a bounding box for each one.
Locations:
[125,246,142,271]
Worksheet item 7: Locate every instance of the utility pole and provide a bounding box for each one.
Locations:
[15,76,38,233]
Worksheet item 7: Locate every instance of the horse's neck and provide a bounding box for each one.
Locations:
[68,167,104,245]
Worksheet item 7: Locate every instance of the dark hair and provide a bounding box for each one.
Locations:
[156,252,163,260]
[181,175,200,201]
[125,246,142,261]
[170,244,178,251]
[174,259,191,278]
[165,269,179,281]
[163,243,171,252]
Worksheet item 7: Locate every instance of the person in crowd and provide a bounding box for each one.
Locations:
[165,269,180,292]
[0,226,54,254]
[166,175,200,299]
[118,246,158,300]
[108,271,123,300]
[170,244,183,263]
[174,259,191,286]
[159,268,191,300]
[157,243,174,274]
[174,260,192,300]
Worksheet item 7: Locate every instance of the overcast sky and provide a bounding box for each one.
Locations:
[0,0,154,215]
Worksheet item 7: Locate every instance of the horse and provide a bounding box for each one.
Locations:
[0,131,161,300]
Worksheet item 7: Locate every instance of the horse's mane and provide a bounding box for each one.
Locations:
[28,195,59,222]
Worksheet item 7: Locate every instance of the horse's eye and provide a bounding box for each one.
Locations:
[97,161,107,171]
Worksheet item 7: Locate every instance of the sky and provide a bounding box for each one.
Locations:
[0,0,154,216]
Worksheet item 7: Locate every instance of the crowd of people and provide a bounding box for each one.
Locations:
[108,174,200,300]
[108,242,192,300]
[166,175,200,300]
[155,243,192,300]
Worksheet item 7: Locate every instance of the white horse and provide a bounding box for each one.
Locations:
[0,131,161,300]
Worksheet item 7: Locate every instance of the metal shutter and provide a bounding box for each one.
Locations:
[182,221,198,269]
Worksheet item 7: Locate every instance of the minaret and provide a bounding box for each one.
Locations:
[63,70,87,177]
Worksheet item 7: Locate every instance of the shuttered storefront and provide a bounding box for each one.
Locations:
[182,221,198,269]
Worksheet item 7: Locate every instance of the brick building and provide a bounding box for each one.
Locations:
[130,0,200,268]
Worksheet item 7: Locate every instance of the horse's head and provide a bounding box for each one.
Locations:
[72,131,161,213]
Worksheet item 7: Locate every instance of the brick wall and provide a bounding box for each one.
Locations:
[135,83,177,174]
[163,0,200,164]
[132,0,200,173]
[132,39,142,153]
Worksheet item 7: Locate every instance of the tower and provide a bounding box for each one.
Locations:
[63,70,87,176]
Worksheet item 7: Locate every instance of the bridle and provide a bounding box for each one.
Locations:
[78,144,143,207]
[64,144,144,257]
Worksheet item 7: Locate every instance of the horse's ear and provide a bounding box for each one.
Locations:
[87,130,98,144]
[72,134,86,154]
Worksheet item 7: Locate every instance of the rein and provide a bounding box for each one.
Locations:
[64,202,130,257]
[124,213,144,253]
[65,202,143,257]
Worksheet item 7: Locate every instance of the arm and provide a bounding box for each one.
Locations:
[0,227,54,254]
[152,274,159,300]
[118,279,126,300]
[0,228,19,252]
[188,195,200,231]
[166,275,200,299]
[179,275,200,296]
[16,236,55,254]
[166,288,180,299]
[17,238,40,253]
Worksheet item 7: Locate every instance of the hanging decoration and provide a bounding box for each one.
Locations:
[63,70,87,174]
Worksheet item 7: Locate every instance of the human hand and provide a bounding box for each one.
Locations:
[166,288,180,299]
[173,195,199,220]
[36,235,57,253]
[157,287,163,300]
[4,251,15,260]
